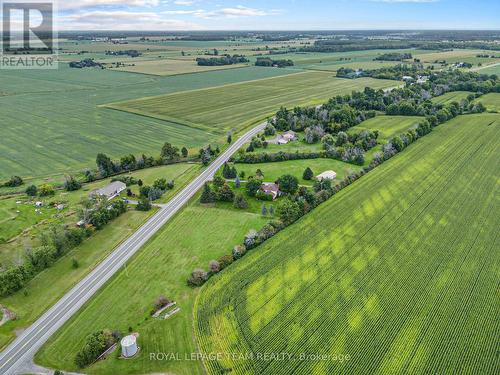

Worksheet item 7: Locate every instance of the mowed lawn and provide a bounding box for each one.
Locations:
[106,72,398,134]
[349,115,423,140]
[0,209,155,350]
[194,113,499,375]
[36,203,268,375]
[232,158,363,187]
[0,65,295,180]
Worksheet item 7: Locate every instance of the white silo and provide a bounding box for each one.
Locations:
[121,335,138,358]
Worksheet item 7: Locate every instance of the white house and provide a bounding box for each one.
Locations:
[316,170,337,181]
[90,181,126,200]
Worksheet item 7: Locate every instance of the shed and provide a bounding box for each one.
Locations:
[121,335,138,358]
[316,170,337,181]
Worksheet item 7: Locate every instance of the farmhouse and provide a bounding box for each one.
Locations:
[260,182,280,200]
[90,181,126,200]
[316,170,337,181]
[277,130,298,145]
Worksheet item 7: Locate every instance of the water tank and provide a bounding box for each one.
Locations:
[121,335,138,358]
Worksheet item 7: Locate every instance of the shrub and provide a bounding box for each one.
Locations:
[75,330,115,368]
[303,167,314,180]
[154,295,171,311]
[64,175,82,191]
[188,268,208,287]
[200,183,216,204]
[256,190,274,201]
[232,245,247,259]
[246,178,262,197]
[217,184,235,202]
[233,194,249,209]
[218,254,234,270]
[136,198,152,211]
[4,175,23,187]
[25,185,37,196]
[38,184,55,197]
[276,174,299,195]
[209,260,220,273]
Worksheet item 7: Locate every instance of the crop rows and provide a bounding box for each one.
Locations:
[107,72,397,133]
[194,113,499,375]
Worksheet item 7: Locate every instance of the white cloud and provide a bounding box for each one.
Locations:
[193,6,277,19]
[173,0,197,5]
[59,10,201,30]
[58,0,160,10]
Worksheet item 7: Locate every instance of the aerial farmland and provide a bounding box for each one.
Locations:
[0,13,499,375]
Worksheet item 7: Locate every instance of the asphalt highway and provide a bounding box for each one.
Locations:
[0,122,266,375]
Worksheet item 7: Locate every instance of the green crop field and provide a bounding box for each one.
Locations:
[106,72,398,134]
[112,58,250,76]
[476,93,500,112]
[475,63,500,75]
[194,113,499,375]
[431,91,473,105]
[36,203,268,375]
[0,65,296,180]
[349,115,423,139]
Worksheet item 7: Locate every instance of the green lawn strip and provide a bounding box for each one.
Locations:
[231,159,362,187]
[0,209,156,350]
[35,199,268,374]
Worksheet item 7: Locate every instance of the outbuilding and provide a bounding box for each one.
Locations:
[316,170,337,181]
[90,181,126,200]
[121,335,138,358]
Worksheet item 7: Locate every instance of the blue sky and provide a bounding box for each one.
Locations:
[56,0,500,30]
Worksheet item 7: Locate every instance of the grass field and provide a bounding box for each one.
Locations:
[106,72,398,134]
[0,209,155,350]
[232,159,362,187]
[413,49,500,67]
[348,115,423,139]
[431,91,473,105]
[111,59,249,76]
[0,163,197,265]
[476,93,500,112]
[475,63,500,75]
[36,203,268,374]
[194,113,500,375]
[0,65,296,180]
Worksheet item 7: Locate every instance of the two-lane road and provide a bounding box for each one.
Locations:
[0,122,266,375]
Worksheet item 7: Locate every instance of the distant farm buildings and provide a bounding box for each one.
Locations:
[260,182,280,200]
[316,170,337,181]
[90,181,126,200]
